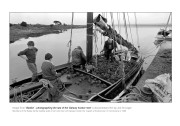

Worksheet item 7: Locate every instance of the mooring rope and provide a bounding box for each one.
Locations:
[117,93,150,102]
[114,86,150,102]
[142,46,159,56]
[63,94,89,102]
[62,94,76,103]
[96,94,115,101]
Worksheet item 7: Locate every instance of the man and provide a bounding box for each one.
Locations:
[41,53,61,81]
[41,53,63,102]
[71,46,86,68]
[18,41,38,82]
[101,38,117,60]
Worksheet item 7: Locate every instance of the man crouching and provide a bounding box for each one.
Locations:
[72,46,86,69]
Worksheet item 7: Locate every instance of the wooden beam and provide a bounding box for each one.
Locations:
[86,12,93,63]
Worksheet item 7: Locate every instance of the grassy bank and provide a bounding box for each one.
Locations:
[10,24,86,43]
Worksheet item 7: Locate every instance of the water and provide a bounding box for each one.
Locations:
[10,26,161,83]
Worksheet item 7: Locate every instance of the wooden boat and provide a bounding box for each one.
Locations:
[10,55,144,102]
[10,12,144,103]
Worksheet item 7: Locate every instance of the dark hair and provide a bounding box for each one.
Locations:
[27,41,34,46]
[77,46,82,50]
[45,53,53,60]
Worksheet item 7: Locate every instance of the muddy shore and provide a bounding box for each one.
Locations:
[136,40,172,89]
[10,24,86,43]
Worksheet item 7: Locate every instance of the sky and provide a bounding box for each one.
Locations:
[10,12,171,25]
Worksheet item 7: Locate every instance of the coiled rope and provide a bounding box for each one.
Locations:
[25,87,44,103]
[114,86,150,102]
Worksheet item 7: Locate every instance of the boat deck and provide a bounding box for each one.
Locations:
[58,74,109,102]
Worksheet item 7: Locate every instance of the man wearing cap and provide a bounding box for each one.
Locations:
[18,41,38,82]
[101,38,117,60]
[71,46,86,68]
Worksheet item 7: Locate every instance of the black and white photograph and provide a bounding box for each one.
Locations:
[1,0,179,126]
[9,12,172,103]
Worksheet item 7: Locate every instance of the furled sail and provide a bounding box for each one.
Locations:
[94,14,138,53]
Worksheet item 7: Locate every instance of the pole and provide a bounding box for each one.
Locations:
[86,12,93,63]
[165,12,171,31]
[68,12,74,63]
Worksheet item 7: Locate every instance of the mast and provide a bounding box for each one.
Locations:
[165,12,172,31]
[86,12,93,63]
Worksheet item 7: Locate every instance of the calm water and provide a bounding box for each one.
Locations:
[10,26,162,83]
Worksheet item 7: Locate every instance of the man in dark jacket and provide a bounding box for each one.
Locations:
[72,46,86,68]
[18,41,38,82]
[101,38,117,60]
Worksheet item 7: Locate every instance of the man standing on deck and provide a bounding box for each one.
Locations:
[100,38,117,61]
[18,41,38,82]
[71,46,86,69]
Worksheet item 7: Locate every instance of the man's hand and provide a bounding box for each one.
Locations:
[19,55,28,60]
[100,50,104,54]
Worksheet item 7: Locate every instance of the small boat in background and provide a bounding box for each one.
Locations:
[154,13,172,46]
[154,29,172,45]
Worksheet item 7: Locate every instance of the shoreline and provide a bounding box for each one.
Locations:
[136,40,172,89]
[10,24,86,43]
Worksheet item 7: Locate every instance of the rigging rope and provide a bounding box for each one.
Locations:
[117,13,121,35]
[117,12,123,50]
[110,12,116,56]
[134,13,141,51]
[63,94,90,102]
[165,12,172,31]
[143,47,159,56]
[123,12,129,42]
[67,12,74,63]
[127,13,134,45]
[94,25,99,67]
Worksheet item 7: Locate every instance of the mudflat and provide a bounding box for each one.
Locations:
[136,40,172,89]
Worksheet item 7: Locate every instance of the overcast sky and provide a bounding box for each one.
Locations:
[10,12,171,25]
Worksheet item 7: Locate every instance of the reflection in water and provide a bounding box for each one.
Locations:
[10,27,160,83]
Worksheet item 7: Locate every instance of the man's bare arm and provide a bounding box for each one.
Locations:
[19,55,28,60]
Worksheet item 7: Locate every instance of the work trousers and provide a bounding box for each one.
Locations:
[104,50,113,60]
[27,62,38,82]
